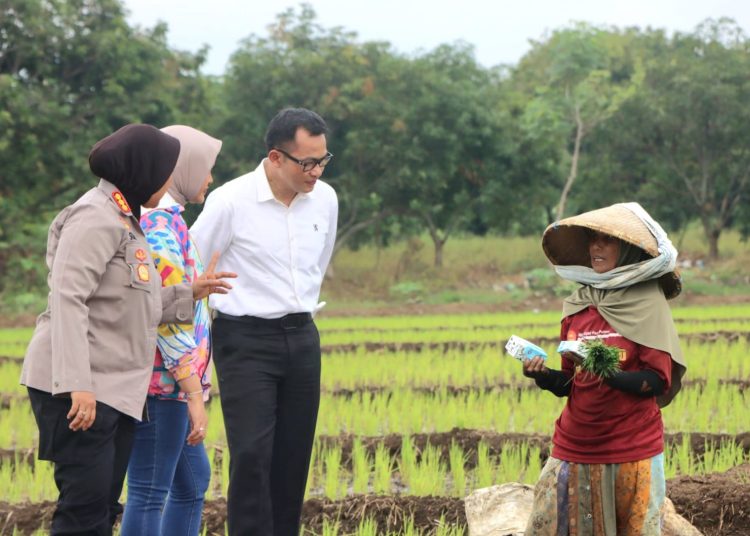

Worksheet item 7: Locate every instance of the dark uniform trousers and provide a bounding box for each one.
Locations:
[28,387,135,536]
[213,313,321,536]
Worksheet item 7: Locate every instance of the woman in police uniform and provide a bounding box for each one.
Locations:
[21,124,234,535]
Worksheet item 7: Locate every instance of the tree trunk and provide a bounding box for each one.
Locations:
[556,107,585,221]
[706,227,721,260]
[421,211,448,268]
[433,239,445,268]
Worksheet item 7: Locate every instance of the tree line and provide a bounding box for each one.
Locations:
[2,0,749,299]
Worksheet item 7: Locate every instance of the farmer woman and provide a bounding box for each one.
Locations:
[522,202,686,535]
[21,124,234,535]
[121,125,222,536]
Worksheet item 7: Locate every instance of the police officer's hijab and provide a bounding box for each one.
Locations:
[88,124,180,218]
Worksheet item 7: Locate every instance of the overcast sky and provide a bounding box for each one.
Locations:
[123,0,750,75]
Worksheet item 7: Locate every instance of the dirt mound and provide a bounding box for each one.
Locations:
[669,463,750,536]
[0,500,55,535]
[2,463,748,536]
[301,495,466,535]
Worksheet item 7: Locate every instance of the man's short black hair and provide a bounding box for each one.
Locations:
[264,108,328,151]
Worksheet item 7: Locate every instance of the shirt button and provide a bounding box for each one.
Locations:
[586,514,592,519]
[54,382,59,387]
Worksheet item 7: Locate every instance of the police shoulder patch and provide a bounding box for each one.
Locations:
[112,191,132,215]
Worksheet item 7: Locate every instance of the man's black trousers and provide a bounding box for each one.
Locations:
[213,313,321,536]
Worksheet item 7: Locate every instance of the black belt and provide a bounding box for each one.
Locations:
[215,311,312,330]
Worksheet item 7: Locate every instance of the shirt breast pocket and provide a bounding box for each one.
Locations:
[125,243,154,292]
[298,219,329,261]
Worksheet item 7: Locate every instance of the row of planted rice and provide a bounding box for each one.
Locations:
[0,306,749,534]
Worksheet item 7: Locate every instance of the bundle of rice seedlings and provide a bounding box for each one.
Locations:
[581,339,621,378]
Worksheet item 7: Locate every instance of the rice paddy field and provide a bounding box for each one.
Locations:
[1,305,749,535]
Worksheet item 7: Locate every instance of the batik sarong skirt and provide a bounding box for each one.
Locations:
[525,454,666,536]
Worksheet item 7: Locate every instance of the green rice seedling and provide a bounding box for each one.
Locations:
[700,439,750,474]
[373,442,394,494]
[407,444,447,496]
[448,441,467,497]
[323,445,344,499]
[2,457,57,502]
[523,445,543,485]
[496,444,524,484]
[475,441,494,488]
[356,517,379,536]
[665,434,694,479]
[399,516,418,536]
[581,339,621,379]
[435,516,465,536]
[319,518,341,536]
[0,361,24,394]
[204,446,217,501]
[351,437,371,494]
[204,399,225,445]
[221,445,230,498]
[305,441,320,499]
[0,400,38,449]
[399,435,417,483]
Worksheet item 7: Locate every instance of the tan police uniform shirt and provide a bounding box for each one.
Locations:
[21,179,194,420]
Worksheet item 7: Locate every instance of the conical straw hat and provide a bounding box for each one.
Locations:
[542,204,681,299]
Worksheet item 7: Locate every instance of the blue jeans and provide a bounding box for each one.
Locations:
[120,397,210,536]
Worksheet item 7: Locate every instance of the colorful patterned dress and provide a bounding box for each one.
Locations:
[140,204,211,400]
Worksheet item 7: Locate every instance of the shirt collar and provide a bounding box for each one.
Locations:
[97,178,119,197]
[255,161,275,203]
[255,159,316,204]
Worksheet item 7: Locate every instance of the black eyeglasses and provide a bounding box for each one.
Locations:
[273,147,333,172]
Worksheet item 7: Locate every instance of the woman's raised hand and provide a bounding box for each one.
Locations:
[192,252,237,300]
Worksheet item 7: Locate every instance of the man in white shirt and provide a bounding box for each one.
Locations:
[191,108,338,536]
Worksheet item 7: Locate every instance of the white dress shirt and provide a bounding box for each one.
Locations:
[190,161,338,318]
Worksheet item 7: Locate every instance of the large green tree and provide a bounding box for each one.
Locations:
[219,5,402,264]
[638,19,750,258]
[515,24,643,220]
[0,0,210,298]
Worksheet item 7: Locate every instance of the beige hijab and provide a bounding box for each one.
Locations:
[160,125,222,205]
[563,279,686,407]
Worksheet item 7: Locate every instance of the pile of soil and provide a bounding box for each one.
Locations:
[3,464,748,535]
[668,463,750,536]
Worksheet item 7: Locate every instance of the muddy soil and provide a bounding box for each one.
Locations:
[315,429,750,471]
[3,430,749,473]
[3,463,748,535]
[668,463,750,536]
